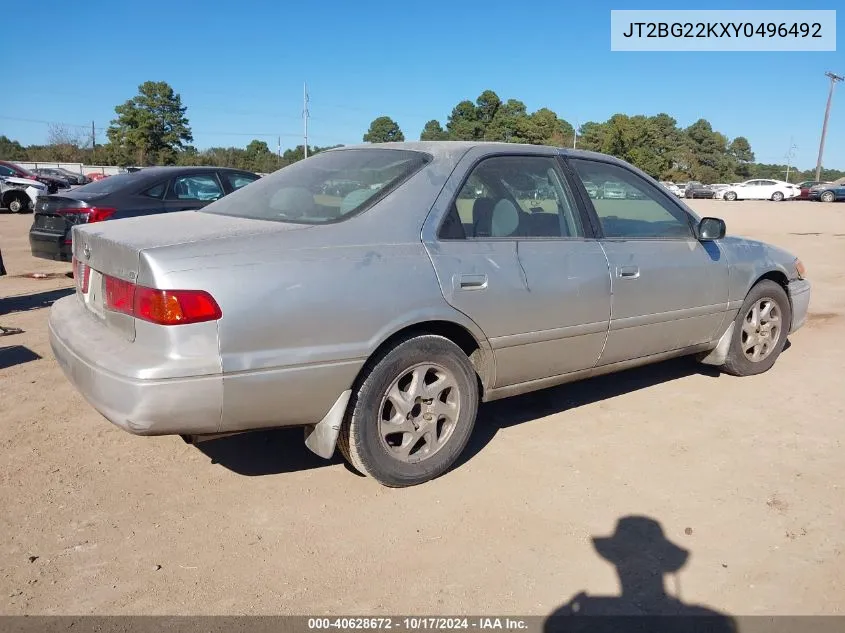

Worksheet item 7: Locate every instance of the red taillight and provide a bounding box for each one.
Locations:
[56,207,116,223]
[104,276,134,315]
[72,256,90,293]
[102,274,221,325]
[134,288,222,325]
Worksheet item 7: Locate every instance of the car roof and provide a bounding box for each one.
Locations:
[328,141,655,171]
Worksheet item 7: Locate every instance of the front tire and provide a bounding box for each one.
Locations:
[820,191,835,203]
[724,191,738,201]
[771,191,785,202]
[721,280,791,377]
[7,193,29,213]
[337,335,479,487]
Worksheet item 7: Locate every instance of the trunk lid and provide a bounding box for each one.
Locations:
[34,193,111,234]
[73,211,308,341]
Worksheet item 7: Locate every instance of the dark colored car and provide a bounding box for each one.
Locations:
[684,182,716,199]
[0,160,62,193]
[34,167,90,186]
[809,180,845,203]
[32,169,72,189]
[29,166,261,262]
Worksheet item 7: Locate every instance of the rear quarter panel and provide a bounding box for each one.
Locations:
[144,233,482,430]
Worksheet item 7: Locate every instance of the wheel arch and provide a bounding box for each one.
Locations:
[2,188,29,207]
[749,269,793,329]
[354,318,494,399]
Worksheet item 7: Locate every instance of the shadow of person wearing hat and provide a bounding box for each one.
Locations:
[544,515,737,633]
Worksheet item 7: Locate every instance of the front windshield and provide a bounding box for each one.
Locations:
[203,148,430,224]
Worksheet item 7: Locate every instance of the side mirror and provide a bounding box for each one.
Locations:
[698,217,726,241]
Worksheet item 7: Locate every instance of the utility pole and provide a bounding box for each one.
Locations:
[91,121,96,161]
[784,138,797,182]
[815,71,844,182]
[303,81,310,159]
[278,136,281,166]
[573,119,578,149]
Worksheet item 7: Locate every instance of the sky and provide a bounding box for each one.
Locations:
[3,0,843,170]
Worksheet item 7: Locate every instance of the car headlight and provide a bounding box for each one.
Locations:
[794,258,806,280]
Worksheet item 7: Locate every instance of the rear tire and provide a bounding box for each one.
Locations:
[337,334,479,487]
[724,191,738,201]
[721,280,791,377]
[820,191,835,203]
[771,191,785,202]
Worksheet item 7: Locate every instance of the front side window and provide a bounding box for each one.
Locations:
[0,165,16,177]
[203,149,430,224]
[569,159,693,239]
[441,155,584,239]
[167,175,223,201]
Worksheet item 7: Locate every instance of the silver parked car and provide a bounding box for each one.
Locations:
[50,142,811,487]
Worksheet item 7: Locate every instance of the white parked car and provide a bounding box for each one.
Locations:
[674,182,688,197]
[0,175,47,213]
[660,181,683,197]
[722,179,800,202]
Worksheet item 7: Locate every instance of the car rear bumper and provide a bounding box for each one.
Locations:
[49,295,224,436]
[29,229,72,261]
[788,279,811,333]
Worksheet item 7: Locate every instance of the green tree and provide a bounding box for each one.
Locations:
[485,99,528,142]
[0,135,28,160]
[107,81,193,165]
[363,116,404,143]
[420,120,449,141]
[447,100,482,140]
[475,90,501,129]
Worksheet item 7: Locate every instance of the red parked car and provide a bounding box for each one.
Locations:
[797,181,828,200]
[86,172,109,181]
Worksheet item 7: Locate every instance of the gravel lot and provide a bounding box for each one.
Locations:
[1,200,843,618]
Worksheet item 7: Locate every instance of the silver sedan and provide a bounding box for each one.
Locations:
[50,142,811,487]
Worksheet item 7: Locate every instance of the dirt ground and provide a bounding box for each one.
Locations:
[1,199,843,618]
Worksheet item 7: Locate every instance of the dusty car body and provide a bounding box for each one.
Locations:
[50,142,811,487]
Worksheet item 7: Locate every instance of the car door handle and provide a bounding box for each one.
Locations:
[456,274,488,290]
[618,266,640,279]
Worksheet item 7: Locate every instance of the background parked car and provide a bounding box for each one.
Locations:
[1,174,48,212]
[29,166,261,261]
[796,180,827,200]
[674,182,688,197]
[33,167,90,186]
[684,182,716,199]
[0,160,62,193]
[31,169,72,189]
[809,178,845,203]
[660,182,683,197]
[722,179,799,202]
[87,172,109,181]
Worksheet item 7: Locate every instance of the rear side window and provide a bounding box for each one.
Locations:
[167,175,224,201]
[440,155,584,239]
[142,182,166,199]
[203,149,430,224]
[224,172,260,191]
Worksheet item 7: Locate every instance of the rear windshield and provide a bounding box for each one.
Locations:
[72,173,137,194]
[202,148,430,224]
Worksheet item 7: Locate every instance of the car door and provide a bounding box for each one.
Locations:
[424,151,611,388]
[565,157,730,366]
[161,172,225,212]
[744,180,766,199]
[758,179,778,199]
